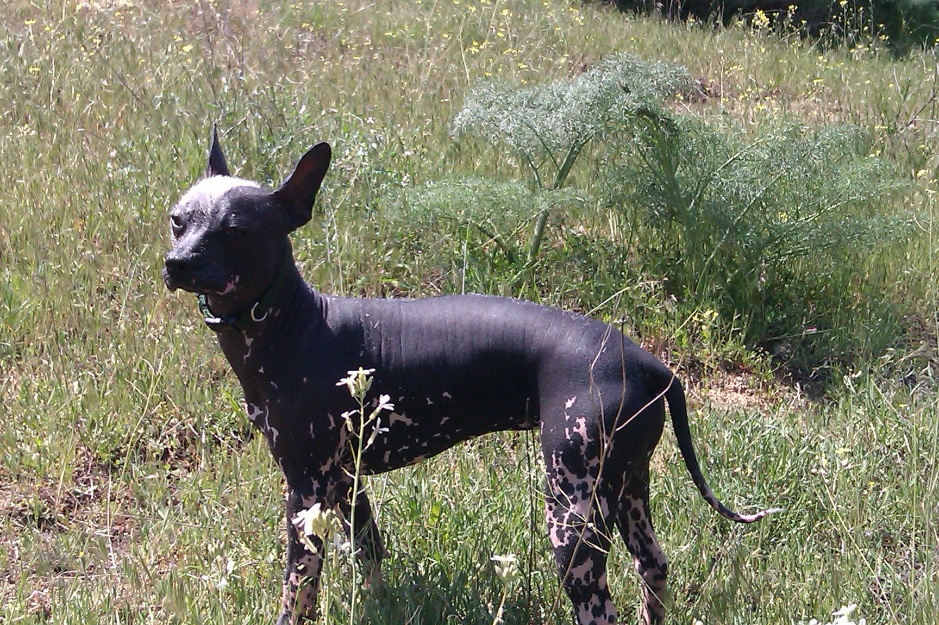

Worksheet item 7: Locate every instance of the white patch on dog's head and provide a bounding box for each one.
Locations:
[179,175,260,211]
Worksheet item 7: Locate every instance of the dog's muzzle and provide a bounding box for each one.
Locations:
[162,255,189,292]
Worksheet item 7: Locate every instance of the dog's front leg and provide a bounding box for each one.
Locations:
[278,488,325,625]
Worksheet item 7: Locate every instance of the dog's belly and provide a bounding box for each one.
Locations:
[354,387,538,473]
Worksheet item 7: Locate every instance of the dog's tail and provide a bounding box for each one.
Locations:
[662,373,781,523]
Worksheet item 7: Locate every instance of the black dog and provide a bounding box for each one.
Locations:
[163,131,777,624]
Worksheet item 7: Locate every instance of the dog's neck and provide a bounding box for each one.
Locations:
[212,258,327,396]
[200,239,295,322]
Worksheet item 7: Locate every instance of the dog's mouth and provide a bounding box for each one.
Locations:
[162,266,184,292]
[162,264,236,297]
[162,267,182,292]
[217,279,238,296]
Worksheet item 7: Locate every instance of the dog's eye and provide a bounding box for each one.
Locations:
[170,214,185,235]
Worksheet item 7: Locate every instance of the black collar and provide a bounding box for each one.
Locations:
[197,250,292,333]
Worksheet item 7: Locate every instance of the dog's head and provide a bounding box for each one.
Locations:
[162,129,330,312]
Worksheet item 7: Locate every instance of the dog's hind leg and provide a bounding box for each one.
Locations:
[543,427,618,625]
[545,489,617,625]
[616,465,668,625]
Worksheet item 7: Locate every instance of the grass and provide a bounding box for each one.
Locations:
[0,0,937,623]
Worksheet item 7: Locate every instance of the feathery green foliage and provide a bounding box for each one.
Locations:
[444,53,915,372]
[414,54,687,279]
[391,178,585,267]
[613,109,914,370]
[452,52,691,190]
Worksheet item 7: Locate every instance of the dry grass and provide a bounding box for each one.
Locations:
[0,0,937,623]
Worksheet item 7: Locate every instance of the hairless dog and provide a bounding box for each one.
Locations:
[162,130,778,625]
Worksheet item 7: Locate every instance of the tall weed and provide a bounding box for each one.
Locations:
[391,53,688,290]
[611,108,915,372]
[452,52,690,191]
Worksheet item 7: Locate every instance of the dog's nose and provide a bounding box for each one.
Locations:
[163,253,190,291]
[164,254,188,275]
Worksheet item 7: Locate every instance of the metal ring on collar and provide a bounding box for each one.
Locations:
[250,302,269,323]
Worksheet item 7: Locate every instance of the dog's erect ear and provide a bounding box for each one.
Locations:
[206,125,231,178]
[272,142,331,231]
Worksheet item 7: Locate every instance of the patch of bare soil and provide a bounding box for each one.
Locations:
[0,444,137,618]
[696,370,777,413]
[639,335,811,415]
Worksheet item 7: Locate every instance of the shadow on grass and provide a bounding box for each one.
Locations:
[350,566,549,625]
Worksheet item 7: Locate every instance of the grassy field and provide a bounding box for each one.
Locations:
[1,0,938,623]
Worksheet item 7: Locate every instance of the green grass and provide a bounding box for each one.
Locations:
[1,0,938,623]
